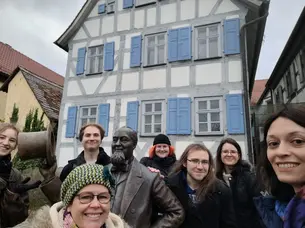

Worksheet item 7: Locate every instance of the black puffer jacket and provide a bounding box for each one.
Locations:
[140,154,176,177]
[218,160,263,228]
[59,147,110,182]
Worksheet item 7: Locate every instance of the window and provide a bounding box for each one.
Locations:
[141,101,164,135]
[300,47,305,82]
[87,45,103,74]
[195,98,223,134]
[196,24,220,59]
[145,33,166,66]
[275,86,284,104]
[107,0,115,13]
[285,70,293,98]
[79,106,98,128]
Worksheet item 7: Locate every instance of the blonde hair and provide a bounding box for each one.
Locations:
[0,122,19,145]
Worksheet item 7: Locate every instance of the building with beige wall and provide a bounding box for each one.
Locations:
[0,67,63,130]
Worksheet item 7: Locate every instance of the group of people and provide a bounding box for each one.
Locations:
[0,105,305,227]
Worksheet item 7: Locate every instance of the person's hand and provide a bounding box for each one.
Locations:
[39,162,57,181]
[147,167,164,179]
[0,158,12,182]
[9,177,42,194]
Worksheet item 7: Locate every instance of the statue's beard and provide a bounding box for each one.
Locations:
[111,151,126,168]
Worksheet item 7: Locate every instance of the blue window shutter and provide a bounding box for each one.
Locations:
[168,29,179,62]
[226,94,245,134]
[104,42,115,71]
[65,106,78,138]
[177,98,191,134]
[224,19,240,55]
[178,27,192,61]
[76,48,86,75]
[98,4,106,14]
[123,0,133,9]
[126,101,139,131]
[130,35,142,67]
[98,104,110,137]
[166,98,178,134]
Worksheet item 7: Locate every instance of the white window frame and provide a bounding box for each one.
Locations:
[195,97,223,135]
[136,0,156,7]
[141,100,165,136]
[87,45,104,75]
[79,106,98,130]
[107,0,115,13]
[195,23,221,60]
[144,33,166,66]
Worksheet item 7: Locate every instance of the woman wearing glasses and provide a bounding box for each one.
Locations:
[166,143,237,227]
[14,164,129,228]
[215,138,263,228]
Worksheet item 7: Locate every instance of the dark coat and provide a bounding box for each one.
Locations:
[166,171,237,228]
[59,147,110,182]
[218,160,264,228]
[111,159,184,228]
[0,168,29,228]
[139,154,176,177]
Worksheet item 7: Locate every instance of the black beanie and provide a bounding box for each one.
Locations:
[153,134,171,146]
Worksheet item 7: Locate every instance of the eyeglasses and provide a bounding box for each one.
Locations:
[221,150,238,155]
[187,159,209,166]
[76,192,111,204]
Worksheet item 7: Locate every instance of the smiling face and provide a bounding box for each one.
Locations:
[82,126,102,152]
[183,149,210,184]
[155,144,170,158]
[68,184,110,228]
[0,128,18,156]
[266,117,305,191]
[221,143,240,167]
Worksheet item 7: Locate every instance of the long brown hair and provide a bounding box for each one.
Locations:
[215,138,242,179]
[171,143,216,201]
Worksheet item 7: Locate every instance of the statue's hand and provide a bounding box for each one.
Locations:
[147,166,164,179]
[39,162,57,181]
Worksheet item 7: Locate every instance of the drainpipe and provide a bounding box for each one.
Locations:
[240,10,269,164]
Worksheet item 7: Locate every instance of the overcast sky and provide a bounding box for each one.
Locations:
[0,0,304,80]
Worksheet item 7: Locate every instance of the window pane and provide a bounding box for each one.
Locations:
[157,45,165,64]
[157,34,165,44]
[198,101,207,110]
[90,107,97,116]
[154,124,162,133]
[82,108,89,116]
[199,113,207,122]
[154,102,162,111]
[211,123,220,132]
[89,58,95,74]
[199,123,208,132]
[154,114,161,123]
[89,118,96,123]
[198,39,207,58]
[198,27,206,38]
[148,48,155,65]
[81,119,87,127]
[89,48,96,56]
[97,46,103,55]
[145,103,152,112]
[98,56,103,72]
[211,112,220,121]
[209,26,218,36]
[145,115,152,124]
[148,36,155,47]
[145,125,152,133]
[209,37,218,57]
[210,100,219,109]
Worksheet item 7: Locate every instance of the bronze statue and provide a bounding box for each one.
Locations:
[110,127,184,228]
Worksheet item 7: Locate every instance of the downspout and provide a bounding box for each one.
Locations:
[240,11,269,164]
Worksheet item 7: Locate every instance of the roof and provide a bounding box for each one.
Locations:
[251,79,268,105]
[0,42,64,86]
[5,67,63,120]
[256,7,305,105]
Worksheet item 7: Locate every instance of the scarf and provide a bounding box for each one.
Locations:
[63,210,107,228]
[284,186,305,228]
[152,154,176,167]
